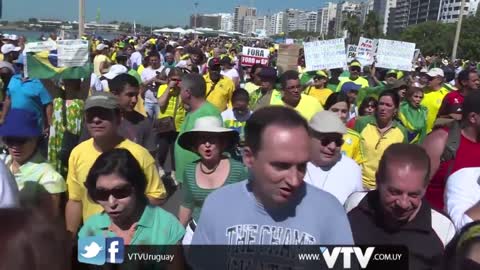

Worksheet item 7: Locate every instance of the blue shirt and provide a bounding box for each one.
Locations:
[7,75,52,128]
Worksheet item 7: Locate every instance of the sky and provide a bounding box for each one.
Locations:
[3,0,336,27]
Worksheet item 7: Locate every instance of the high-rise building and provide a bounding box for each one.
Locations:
[190,14,222,30]
[269,11,287,35]
[233,6,256,32]
[373,0,397,34]
[387,0,410,34]
[305,11,319,32]
[286,9,305,32]
[318,3,337,36]
[440,0,480,23]
[216,13,234,31]
[335,1,363,37]
[408,0,442,25]
[242,15,257,34]
[360,0,374,24]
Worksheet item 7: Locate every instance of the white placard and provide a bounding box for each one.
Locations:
[304,38,346,71]
[57,40,89,67]
[375,39,416,71]
[347,45,357,63]
[24,41,57,53]
[356,37,376,66]
[241,46,270,67]
[286,39,294,45]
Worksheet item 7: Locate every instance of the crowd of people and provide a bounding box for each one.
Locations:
[0,32,479,269]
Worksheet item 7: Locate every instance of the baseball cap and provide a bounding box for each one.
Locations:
[309,110,347,134]
[208,58,221,70]
[84,92,119,111]
[103,65,128,80]
[8,34,18,41]
[389,79,407,89]
[427,68,444,78]
[315,70,328,78]
[96,43,109,51]
[1,44,21,54]
[349,61,361,68]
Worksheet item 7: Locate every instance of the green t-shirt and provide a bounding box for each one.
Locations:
[78,205,185,245]
[182,158,248,221]
[174,102,221,183]
[128,69,142,84]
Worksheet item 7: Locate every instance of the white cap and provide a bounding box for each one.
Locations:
[309,110,347,135]
[1,44,21,54]
[103,64,128,80]
[8,34,18,41]
[427,68,444,78]
[96,43,108,51]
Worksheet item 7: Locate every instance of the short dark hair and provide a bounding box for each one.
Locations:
[85,149,148,204]
[324,92,350,110]
[147,51,160,59]
[109,73,139,95]
[245,106,308,154]
[232,88,249,102]
[181,73,206,98]
[280,70,300,90]
[250,63,264,76]
[378,89,401,109]
[376,143,431,186]
[406,86,424,99]
[458,69,477,87]
[168,67,183,78]
[359,97,378,116]
[462,90,480,118]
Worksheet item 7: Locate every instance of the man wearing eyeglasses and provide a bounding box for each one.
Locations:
[304,110,363,205]
[269,70,323,121]
[336,61,370,93]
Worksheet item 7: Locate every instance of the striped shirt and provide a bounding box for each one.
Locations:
[182,158,248,221]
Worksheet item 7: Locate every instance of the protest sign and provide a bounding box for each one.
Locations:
[356,37,376,66]
[57,39,89,67]
[286,39,294,45]
[304,38,346,71]
[241,46,270,67]
[375,39,416,71]
[347,45,357,63]
[277,44,300,74]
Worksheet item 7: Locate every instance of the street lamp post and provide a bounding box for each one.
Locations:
[194,2,199,31]
[452,0,466,61]
[79,0,85,38]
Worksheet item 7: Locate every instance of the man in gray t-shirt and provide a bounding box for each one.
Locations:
[189,106,353,268]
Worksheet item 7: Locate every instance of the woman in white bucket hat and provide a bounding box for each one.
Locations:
[177,116,248,245]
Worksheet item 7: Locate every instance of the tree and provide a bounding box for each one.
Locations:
[399,21,455,57]
[362,12,382,39]
[342,13,361,44]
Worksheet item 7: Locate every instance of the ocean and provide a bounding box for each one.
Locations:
[0,29,120,41]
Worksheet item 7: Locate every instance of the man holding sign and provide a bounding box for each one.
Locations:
[336,61,370,93]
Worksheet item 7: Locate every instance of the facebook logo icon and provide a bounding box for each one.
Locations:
[106,237,124,264]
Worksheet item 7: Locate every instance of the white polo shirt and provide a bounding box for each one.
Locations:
[445,167,480,231]
[304,155,363,205]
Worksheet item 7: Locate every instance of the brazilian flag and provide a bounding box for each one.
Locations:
[26,50,92,79]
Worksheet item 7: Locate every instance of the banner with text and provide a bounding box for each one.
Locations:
[304,38,346,71]
[375,39,416,71]
[347,45,357,63]
[356,37,376,66]
[57,40,89,67]
[241,46,270,67]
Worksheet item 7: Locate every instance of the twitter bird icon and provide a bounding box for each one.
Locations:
[78,237,106,265]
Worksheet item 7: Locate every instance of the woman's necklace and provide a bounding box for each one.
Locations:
[200,161,220,175]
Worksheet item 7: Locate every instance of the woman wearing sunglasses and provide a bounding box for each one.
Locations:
[0,109,65,217]
[80,148,184,244]
[176,116,248,245]
[354,90,408,190]
[324,93,365,165]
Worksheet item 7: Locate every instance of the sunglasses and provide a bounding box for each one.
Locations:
[3,137,30,146]
[85,109,116,123]
[92,185,133,201]
[350,67,361,72]
[318,135,344,147]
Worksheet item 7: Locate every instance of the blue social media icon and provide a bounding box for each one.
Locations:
[106,237,124,264]
[78,236,106,265]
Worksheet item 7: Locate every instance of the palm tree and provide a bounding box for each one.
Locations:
[363,12,382,39]
[342,12,361,44]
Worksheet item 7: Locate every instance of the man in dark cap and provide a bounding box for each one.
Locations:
[250,67,277,110]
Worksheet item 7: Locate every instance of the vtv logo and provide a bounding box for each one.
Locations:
[320,247,375,269]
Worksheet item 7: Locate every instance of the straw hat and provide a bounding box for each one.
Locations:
[178,116,239,151]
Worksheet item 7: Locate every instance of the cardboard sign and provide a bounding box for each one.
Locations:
[277,44,300,74]
[304,38,346,71]
[375,39,416,71]
[241,46,270,67]
[356,37,376,66]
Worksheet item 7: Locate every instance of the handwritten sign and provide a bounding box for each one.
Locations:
[241,46,270,67]
[347,45,357,63]
[304,38,346,71]
[24,40,57,53]
[375,39,416,71]
[356,37,376,66]
[57,40,89,67]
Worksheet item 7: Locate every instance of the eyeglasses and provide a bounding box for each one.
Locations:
[286,85,302,90]
[85,109,116,123]
[3,137,30,146]
[319,136,344,147]
[350,67,361,72]
[92,186,133,201]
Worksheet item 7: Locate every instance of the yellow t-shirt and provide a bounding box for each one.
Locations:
[244,82,259,94]
[93,54,111,76]
[336,77,370,92]
[66,139,166,221]
[421,86,450,133]
[305,86,333,107]
[341,129,365,165]
[270,90,324,121]
[157,84,186,131]
[204,74,235,112]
